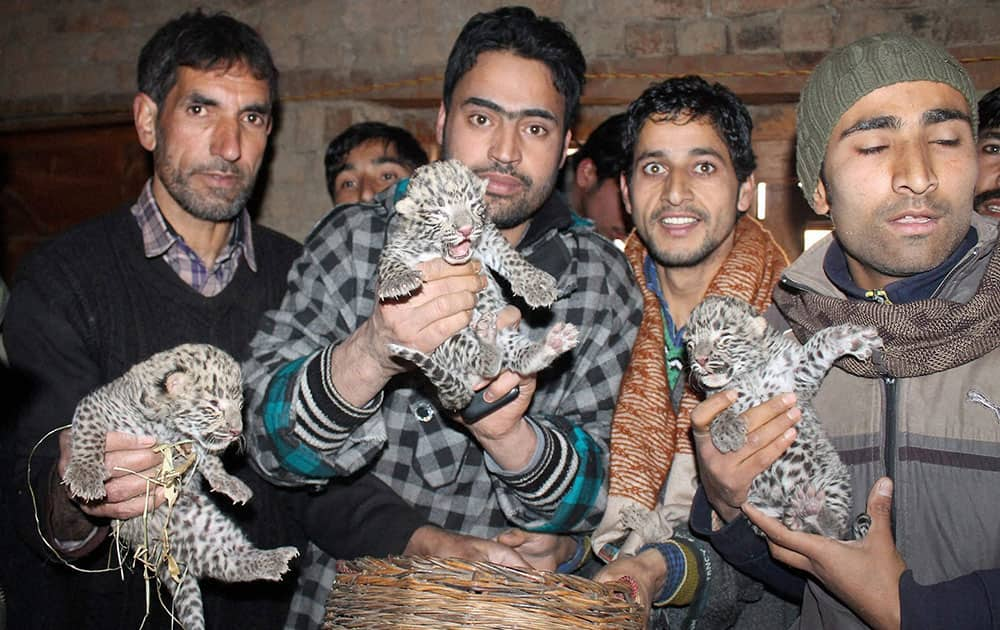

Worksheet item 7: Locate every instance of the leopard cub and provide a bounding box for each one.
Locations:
[62,343,298,630]
[375,160,579,412]
[685,296,881,540]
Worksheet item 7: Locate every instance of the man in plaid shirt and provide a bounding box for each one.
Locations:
[243,7,641,626]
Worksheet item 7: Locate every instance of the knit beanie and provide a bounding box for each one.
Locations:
[796,33,977,209]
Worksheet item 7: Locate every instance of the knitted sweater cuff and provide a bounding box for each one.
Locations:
[642,539,702,607]
[291,345,383,451]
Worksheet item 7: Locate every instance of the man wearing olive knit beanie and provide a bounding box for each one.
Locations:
[690,32,1000,629]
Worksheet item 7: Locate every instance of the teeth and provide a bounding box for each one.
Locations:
[660,216,697,225]
[897,216,931,223]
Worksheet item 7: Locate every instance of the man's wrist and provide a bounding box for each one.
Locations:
[46,465,106,552]
[555,534,591,574]
[328,330,393,407]
[473,415,538,471]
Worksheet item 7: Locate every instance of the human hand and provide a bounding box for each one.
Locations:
[57,429,165,520]
[494,529,577,572]
[690,391,800,523]
[744,477,905,630]
[366,258,486,377]
[593,548,667,617]
[403,525,531,569]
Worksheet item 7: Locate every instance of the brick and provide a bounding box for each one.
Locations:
[563,0,704,22]
[625,21,677,57]
[832,9,908,46]
[717,0,822,17]
[781,9,833,52]
[830,0,922,8]
[947,6,1000,45]
[570,20,626,60]
[833,8,946,47]
[731,13,781,53]
[676,18,728,55]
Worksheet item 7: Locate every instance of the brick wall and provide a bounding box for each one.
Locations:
[1,0,998,245]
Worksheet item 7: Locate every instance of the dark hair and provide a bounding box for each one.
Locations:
[443,6,586,127]
[574,113,627,182]
[623,76,756,183]
[137,10,278,109]
[980,86,1000,132]
[323,122,429,198]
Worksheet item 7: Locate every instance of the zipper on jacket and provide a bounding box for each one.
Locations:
[882,376,898,536]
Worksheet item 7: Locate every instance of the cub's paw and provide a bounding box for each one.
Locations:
[211,475,253,505]
[515,269,558,309]
[835,325,883,361]
[63,462,108,503]
[250,546,300,581]
[544,322,579,355]
[376,269,423,300]
[709,412,747,453]
[472,312,498,343]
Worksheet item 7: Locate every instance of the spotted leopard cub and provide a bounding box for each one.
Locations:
[376,160,579,411]
[685,296,882,540]
[62,343,298,630]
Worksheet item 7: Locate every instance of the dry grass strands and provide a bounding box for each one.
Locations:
[324,556,643,629]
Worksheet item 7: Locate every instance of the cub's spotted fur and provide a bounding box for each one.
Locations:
[375,160,579,411]
[685,296,881,539]
[62,343,298,630]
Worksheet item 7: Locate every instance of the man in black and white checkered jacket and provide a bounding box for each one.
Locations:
[242,7,642,627]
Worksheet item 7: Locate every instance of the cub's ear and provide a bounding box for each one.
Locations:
[474,175,488,197]
[750,315,768,338]
[395,197,417,217]
[164,369,192,396]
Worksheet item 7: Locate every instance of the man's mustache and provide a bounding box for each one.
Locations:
[974,188,1000,209]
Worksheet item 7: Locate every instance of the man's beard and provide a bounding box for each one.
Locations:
[153,143,254,222]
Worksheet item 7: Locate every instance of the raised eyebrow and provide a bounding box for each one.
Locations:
[462,97,558,123]
[634,149,667,163]
[840,115,901,139]
[690,147,726,161]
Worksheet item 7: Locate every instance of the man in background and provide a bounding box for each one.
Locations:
[975,86,1000,217]
[324,121,428,206]
[568,113,630,244]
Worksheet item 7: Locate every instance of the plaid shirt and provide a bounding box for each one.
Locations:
[243,184,641,628]
[131,179,256,296]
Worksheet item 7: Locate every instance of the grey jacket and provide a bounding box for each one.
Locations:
[780,213,1000,628]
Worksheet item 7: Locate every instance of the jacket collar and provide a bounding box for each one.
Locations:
[783,212,998,302]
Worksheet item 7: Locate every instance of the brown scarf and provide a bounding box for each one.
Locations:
[774,239,1000,379]
[608,217,788,510]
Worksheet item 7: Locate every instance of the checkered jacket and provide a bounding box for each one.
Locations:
[244,184,640,540]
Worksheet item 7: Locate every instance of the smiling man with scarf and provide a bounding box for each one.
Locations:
[590,76,796,629]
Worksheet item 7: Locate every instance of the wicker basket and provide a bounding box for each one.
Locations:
[324,556,644,629]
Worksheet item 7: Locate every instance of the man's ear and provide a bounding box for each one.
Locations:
[812,177,831,217]
[737,173,756,214]
[619,171,634,217]
[435,101,447,147]
[133,93,158,152]
[575,157,598,191]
